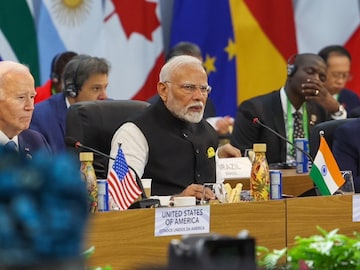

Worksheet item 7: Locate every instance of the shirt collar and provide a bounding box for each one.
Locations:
[280,87,305,117]
[0,130,19,146]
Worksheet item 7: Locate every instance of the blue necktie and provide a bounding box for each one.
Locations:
[5,141,17,152]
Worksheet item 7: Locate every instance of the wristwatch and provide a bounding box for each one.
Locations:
[333,104,345,117]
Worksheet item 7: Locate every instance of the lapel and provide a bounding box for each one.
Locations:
[17,134,32,159]
[50,93,68,136]
[271,91,287,161]
[272,91,286,138]
[305,101,320,127]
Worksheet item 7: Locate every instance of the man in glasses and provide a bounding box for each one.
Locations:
[318,45,360,116]
[109,55,240,201]
[148,42,234,136]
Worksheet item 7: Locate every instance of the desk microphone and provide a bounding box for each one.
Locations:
[65,137,160,209]
[241,111,314,164]
[242,112,318,197]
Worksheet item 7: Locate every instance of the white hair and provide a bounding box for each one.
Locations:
[159,55,203,82]
[0,61,30,99]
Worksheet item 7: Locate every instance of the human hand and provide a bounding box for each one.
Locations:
[217,143,241,158]
[215,116,234,135]
[301,78,340,113]
[178,183,215,200]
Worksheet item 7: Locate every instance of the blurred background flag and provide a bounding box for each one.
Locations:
[231,0,297,104]
[0,0,164,101]
[293,0,360,96]
[0,0,359,114]
[170,0,237,117]
[170,0,360,117]
[0,2,40,84]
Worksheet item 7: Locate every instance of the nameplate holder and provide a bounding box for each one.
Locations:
[217,157,252,179]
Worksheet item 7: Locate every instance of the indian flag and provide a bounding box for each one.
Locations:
[310,137,345,195]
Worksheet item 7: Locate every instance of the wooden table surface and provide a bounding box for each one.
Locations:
[86,200,286,269]
[286,195,358,247]
[224,169,314,197]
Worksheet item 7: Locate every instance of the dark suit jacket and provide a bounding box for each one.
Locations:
[30,92,67,153]
[230,90,329,165]
[18,129,51,157]
[332,118,360,192]
[338,88,360,114]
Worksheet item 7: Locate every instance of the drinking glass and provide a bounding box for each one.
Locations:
[336,170,355,195]
[244,148,255,163]
[201,183,228,204]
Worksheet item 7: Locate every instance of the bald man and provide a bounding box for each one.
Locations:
[0,61,50,156]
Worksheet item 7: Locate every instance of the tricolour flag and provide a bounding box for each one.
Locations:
[309,136,345,195]
[107,147,142,210]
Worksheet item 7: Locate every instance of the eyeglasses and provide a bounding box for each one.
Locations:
[330,72,352,81]
[164,81,212,95]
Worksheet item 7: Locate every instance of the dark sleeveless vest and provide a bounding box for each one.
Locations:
[131,100,218,196]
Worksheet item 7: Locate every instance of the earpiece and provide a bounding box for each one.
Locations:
[287,54,297,77]
[64,62,81,98]
[50,53,62,83]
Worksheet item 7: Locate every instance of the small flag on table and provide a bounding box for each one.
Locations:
[309,136,345,195]
[107,146,142,210]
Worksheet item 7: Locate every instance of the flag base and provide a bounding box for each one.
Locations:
[128,198,160,209]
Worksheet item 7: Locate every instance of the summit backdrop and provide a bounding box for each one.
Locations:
[0,0,359,118]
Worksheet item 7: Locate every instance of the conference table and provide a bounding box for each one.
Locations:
[86,170,358,269]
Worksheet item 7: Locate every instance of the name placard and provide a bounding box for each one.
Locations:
[353,194,360,222]
[154,206,210,237]
[217,157,252,179]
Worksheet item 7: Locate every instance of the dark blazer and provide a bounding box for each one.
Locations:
[131,100,218,196]
[18,129,51,157]
[332,118,360,193]
[30,93,68,153]
[230,90,329,165]
[338,88,360,114]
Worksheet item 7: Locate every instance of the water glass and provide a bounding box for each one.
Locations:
[336,170,355,195]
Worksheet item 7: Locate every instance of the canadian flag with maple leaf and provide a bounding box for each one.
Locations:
[0,0,164,101]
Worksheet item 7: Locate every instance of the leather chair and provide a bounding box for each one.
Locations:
[65,100,150,178]
[309,118,356,159]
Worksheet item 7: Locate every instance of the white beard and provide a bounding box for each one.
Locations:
[170,101,204,123]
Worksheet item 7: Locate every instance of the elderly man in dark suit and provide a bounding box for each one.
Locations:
[230,53,345,167]
[0,61,50,156]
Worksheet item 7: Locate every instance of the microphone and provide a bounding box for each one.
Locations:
[242,113,319,197]
[241,111,314,164]
[65,137,160,209]
[253,117,314,163]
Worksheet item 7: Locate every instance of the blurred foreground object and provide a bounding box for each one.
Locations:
[0,147,89,269]
[168,232,256,270]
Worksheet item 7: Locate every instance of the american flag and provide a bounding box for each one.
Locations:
[107,147,142,210]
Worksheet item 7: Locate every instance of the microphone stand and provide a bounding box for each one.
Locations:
[253,118,314,164]
[252,118,319,197]
[71,140,160,209]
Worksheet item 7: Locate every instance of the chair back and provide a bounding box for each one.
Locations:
[309,118,356,158]
[66,100,150,178]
